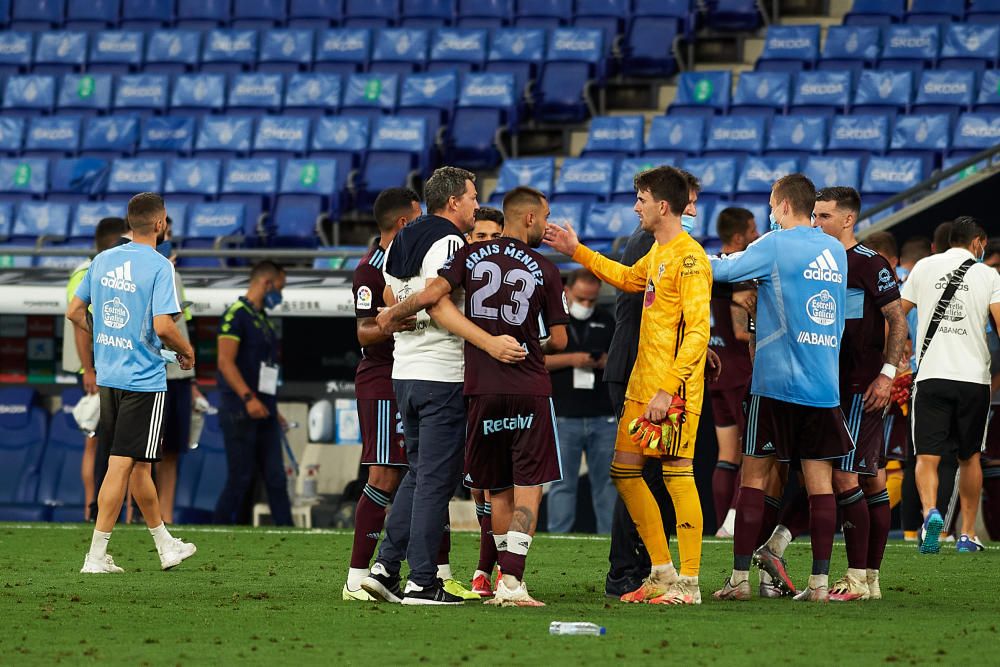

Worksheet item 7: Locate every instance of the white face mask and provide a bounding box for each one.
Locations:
[569,300,595,321]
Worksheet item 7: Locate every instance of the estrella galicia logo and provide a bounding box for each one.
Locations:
[806,290,837,326]
[101,297,130,329]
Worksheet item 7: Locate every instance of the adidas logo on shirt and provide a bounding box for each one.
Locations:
[100,261,137,293]
[803,249,843,283]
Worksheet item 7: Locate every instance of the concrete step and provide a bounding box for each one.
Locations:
[828,0,851,19]
[658,84,677,111]
[569,130,589,156]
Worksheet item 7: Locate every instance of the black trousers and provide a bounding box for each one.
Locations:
[605,381,675,582]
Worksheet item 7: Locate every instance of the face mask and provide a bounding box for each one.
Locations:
[680,215,697,233]
[156,240,172,258]
[569,300,594,321]
[768,210,781,232]
[264,289,283,310]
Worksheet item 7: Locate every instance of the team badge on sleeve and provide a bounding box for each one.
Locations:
[356,285,373,310]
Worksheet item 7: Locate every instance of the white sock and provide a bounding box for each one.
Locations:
[766,525,792,557]
[731,569,750,585]
[473,569,489,580]
[808,573,829,590]
[651,562,677,584]
[847,567,867,582]
[347,567,369,590]
[493,533,508,553]
[436,564,453,581]
[89,529,111,559]
[760,569,774,585]
[722,508,736,534]
[149,523,173,552]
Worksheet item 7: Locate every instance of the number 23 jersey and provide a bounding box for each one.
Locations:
[439,238,569,397]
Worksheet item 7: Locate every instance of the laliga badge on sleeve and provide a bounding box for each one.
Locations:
[258,363,279,395]
[356,286,373,310]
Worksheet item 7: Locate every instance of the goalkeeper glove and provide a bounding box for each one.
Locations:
[628,417,662,454]
[890,371,913,417]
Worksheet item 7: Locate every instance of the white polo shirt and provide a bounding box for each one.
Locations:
[901,248,1000,385]
[384,234,466,383]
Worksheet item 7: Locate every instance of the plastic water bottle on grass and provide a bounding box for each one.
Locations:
[549,622,605,636]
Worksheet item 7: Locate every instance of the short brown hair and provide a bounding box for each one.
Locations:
[678,169,701,194]
[948,216,987,248]
[502,186,546,215]
[250,260,285,283]
[633,166,689,217]
[424,166,475,214]
[900,236,931,264]
[864,231,898,259]
[716,207,755,244]
[474,206,505,226]
[772,173,816,218]
[566,268,599,288]
[95,217,127,252]
[932,221,952,253]
[126,192,165,234]
[815,186,861,218]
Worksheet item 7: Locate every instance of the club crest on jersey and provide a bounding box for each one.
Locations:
[803,249,843,283]
[658,263,666,280]
[356,285,372,310]
[806,290,837,326]
[644,278,656,307]
[101,297,130,329]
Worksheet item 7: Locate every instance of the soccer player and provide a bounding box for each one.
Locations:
[468,206,504,242]
[344,187,422,601]
[379,186,569,606]
[709,208,758,538]
[545,165,712,605]
[710,174,852,602]
[67,192,197,573]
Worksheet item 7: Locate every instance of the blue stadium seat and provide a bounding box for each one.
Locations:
[48,157,110,203]
[827,114,890,160]
[552,157,614,203]
[644,115,704,160]
[227,73,284,116]
[71,201,123,241]
[581,115,643,159]
[33,31,87,76]
[87,32,143,76]
[24,116,80,158]
[136,116,194,158]
[0,202,12,239]
[254,116,309,159]
[290,0,345,28]
[583,202,633,242]
[10,0,63,32]
[879,25,939,73]
[731,71,790,119]
[284,73,342,118]
[232,0,287,29]
[202,30,259,76]
[36,388,87,522]
[371,28,429,76]
[57,74,113,117]
[258,30,315,75]
[164,158,221,208]
[681,157,738,200]
[120,0,173,30]
[914,69,975,117]
[968,0,1000,24]
[621,17,678,77]
[402,0,456,28]
[804,156,862,190]
[195,116,254,159]
[399,71,458,142]
[906,0,964,25]
[950,112,1000,158]
[861,155,923,208]
[489,157,554,203]
[938,154,986,189]
[220,158,278,233]
[756,24,820,72]
[0,157,48,204]
[976,70,1000,113]
[171,73,226,117]
[358,115,426,207]
[0,118,25,156]
[174,393,227,523]
[0,32,33,76]
[444,72,515,169]
[818,25,881,73]
[939,24,999,72]
[0,388,48,522]
[180,202,248,267]
[844,0,905,27]
[315,29,370,77]
[271,158,339,244]
[311,115,369,167]
[668,70,730,118]
[851,69,912,118]
[113,73,168,116]
[486,28,545,100]
[790,70,851,118]
[703,115,766,157]
[612,157,659,203]
[343,0,400,28]
[176,0,229,30]
[737,156,800,203]
[456,0,511,29]
[705,0,762,32]
[342,72,399,123]
[428,28,486,73]
[145,30,201,75]
[3,75,56,117]
[889,113,950,174]
[536,29,603,122]
[65,0,120,31]
[81,115,138,158]
[13,201,70,241]
[513,0,568,29]
[764,114,827,158]
[104,157,163,204]
[547,202,584,239]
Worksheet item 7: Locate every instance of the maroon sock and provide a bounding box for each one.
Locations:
[498,550,526,580]
[757,495,781,547]
[349,485,391,569]
[712,462,740,526]
[436,520,451,566]
[981,469,1000,540]
[476,503,497,573]
[837,487,870,570]
[733,487,765,570]
[809,494,836,575]
[866,489,891,571]
[779,487,811,539]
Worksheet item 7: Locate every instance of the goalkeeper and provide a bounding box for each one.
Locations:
[544,166,711,605]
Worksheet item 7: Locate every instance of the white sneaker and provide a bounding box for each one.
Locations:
[159,538,197,570]
[829,571,870,602]
[484,579,545,607]
[649,575,702,605]
[866,569,881,600]
[81,553,124,574]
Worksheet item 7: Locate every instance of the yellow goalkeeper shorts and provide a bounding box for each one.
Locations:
[615,399,699,459]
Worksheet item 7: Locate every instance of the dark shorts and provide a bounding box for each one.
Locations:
[743,394,855,463]
[161,378,193,455]
[97,386,165,463]
[710,384,748,430]
[358,397,407,467]
[984,406,1000,464]
[464,394,562,491]
[835,393,884,476]
[912,379,991,460]
[883,406,909,462]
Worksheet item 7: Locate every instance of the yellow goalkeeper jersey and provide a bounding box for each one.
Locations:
[573,231,711,415]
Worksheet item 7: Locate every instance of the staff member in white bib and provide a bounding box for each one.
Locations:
[901,218,1000,553]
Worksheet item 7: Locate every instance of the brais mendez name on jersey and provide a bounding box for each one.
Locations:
[453,242,547,286]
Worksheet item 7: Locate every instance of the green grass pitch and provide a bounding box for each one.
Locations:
[2,524,998,665]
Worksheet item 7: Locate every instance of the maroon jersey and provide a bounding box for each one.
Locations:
[841,243,901,392]
[353,242,394,400]
[438,238,569,397]
[709,283,753,391]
